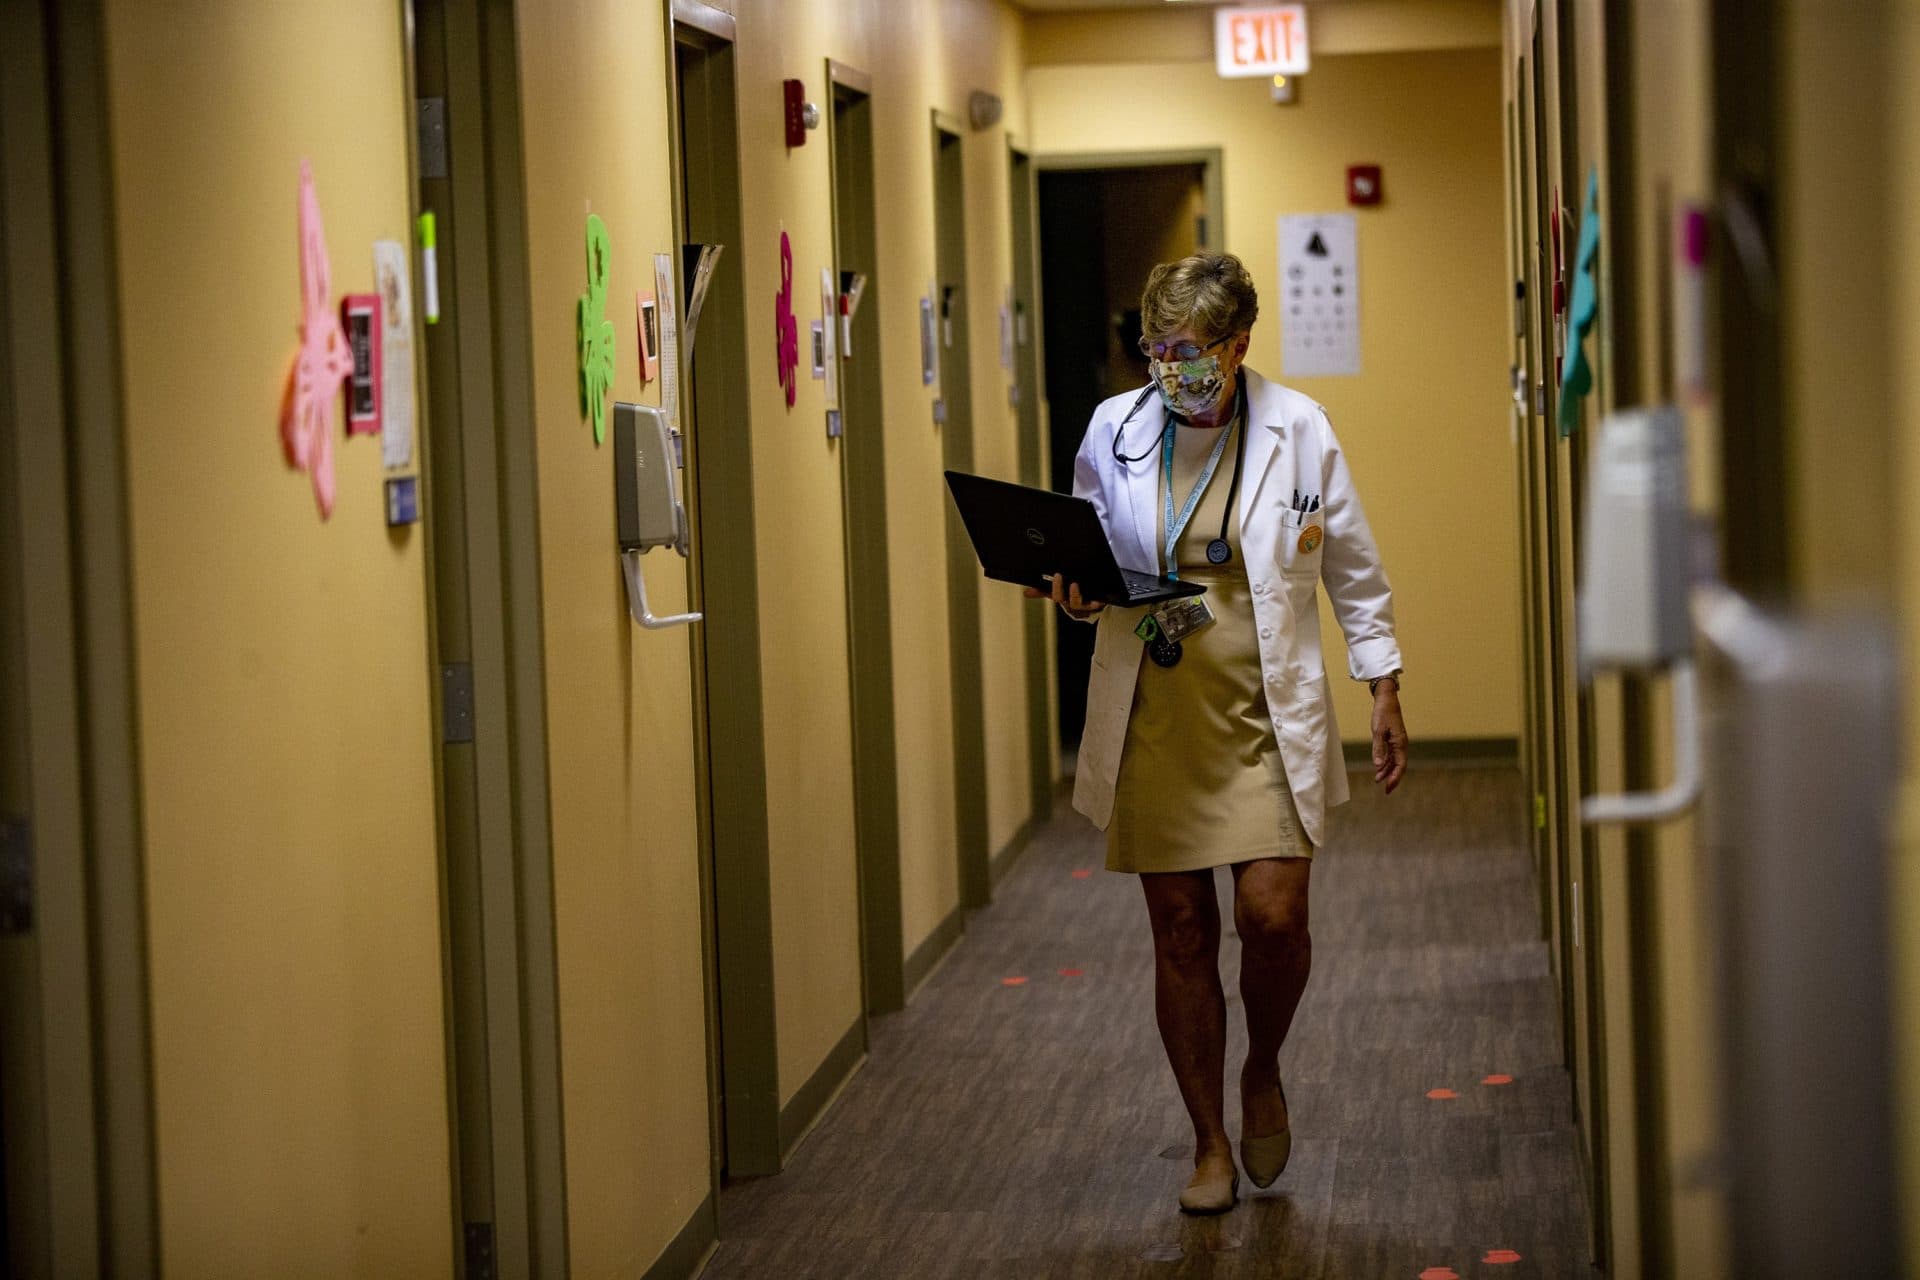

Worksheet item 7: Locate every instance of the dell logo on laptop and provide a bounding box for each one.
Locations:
[1025,528,1046,546]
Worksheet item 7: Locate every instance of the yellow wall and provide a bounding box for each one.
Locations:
[1029,45,1519,745]
[513,2,712,1272]
[867,0,1035,953]
[102,1,451,1272]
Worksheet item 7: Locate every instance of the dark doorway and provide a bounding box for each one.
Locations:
[1037,162,1206,748]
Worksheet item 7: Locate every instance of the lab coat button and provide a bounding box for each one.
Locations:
[1259,626,1274,640]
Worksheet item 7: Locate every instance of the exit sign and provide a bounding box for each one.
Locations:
[1214,5,1311,79]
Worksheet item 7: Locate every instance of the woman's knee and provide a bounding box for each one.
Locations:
[1235,892,1309,955]
[1150,902,1219,967]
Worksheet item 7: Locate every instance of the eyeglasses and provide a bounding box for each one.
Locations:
[1138,333,1232,361]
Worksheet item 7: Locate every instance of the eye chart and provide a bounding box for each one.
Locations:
[1278,213,1360,377]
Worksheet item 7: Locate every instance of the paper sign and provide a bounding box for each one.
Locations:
[654,251,680,430]
[281,160,353,518]
[1215,5,1310,78]
[372,240,415,468]
[1279,213,1359,377]
[819,267,839,411]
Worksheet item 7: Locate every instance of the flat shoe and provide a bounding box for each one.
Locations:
[1178,1165,1239,1215]
[1240,1075,1291,1188]
[1239,1128,1292,1188]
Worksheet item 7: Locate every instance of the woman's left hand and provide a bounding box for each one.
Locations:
[1371,686,1408,795]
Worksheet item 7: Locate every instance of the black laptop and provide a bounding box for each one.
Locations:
[944,471,1205,607]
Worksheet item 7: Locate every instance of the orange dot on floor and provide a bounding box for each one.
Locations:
[1483,1248,1523,1265]
[1001,976,1028,987]
[1071,869,1093,879]
[1426,1088,1459,1100]
[1419,1268,1461,1280]
[1059,968,1084,977]
[1482,1074,1515,1086]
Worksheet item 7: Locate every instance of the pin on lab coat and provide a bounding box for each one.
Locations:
[1070,367,1401,848]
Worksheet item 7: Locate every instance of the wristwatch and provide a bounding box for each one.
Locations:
[1368,670,1402,697]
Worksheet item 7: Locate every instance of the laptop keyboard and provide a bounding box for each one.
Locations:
[1118,568,1169,601]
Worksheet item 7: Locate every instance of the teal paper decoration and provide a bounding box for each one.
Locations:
[1557,168,1601,437]
[578,213,616,444]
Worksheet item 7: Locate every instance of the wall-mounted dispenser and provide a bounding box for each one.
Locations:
[615,400,701,630]
[1579,405,1697,823]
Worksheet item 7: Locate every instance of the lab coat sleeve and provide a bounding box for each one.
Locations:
[1316,410,1402,680]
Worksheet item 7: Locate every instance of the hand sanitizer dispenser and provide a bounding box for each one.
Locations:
[1580,406,1698,823]
[614,401,701,630]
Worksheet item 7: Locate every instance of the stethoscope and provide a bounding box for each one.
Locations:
[1111,382,1249,567]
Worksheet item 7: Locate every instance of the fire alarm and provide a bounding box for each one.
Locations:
[1347,165,1383,206]
[783,79,819,148]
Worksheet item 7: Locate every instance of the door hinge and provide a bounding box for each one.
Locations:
[442,663,475,744]
[417,97,449,181]
[463,1222,495,1280]
[0,818,30,936]
[1534,793,1547,831]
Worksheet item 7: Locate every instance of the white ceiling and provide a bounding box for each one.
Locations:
[1008,0,1218,10]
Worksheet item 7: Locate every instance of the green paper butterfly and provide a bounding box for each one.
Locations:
[578,213,616,444]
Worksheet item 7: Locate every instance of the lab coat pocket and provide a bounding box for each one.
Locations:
[1279,507,1325,578]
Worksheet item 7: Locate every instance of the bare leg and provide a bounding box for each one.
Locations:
[1140,870,1234,1180]
[1230,857,1312,1138]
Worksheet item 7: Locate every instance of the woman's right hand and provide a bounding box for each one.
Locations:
[1023,573,1105,620]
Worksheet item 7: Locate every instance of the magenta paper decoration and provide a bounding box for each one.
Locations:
[775,231,799,408]
[279,160,354,518]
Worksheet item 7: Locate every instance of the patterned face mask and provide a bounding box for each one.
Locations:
[1149,354,1229,419]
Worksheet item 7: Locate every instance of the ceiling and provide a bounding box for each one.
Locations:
[1007,0,1221,10]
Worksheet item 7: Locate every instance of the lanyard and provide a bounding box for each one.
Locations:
[1161,404,1239,580]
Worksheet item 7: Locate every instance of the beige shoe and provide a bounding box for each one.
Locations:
[1240,1077,1292,1188]
[1178,1162,1240,1215]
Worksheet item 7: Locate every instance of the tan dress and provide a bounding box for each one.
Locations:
[1106,418,1313,874]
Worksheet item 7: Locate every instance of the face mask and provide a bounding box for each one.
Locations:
[1150,354,1229,419]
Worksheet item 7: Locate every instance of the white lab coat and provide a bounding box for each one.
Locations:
[1070,367,1401,848]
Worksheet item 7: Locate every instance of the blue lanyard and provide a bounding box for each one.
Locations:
[1161,411,1237,580]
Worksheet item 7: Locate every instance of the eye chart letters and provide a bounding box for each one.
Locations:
[1278,213,1360,377]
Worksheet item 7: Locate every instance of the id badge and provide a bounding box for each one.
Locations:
[1151,596,1215,643]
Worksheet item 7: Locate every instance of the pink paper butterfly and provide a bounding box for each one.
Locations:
[280,160,353,518]
[775,231,799,407]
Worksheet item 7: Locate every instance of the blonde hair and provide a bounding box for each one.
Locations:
[1140,252,1260,343]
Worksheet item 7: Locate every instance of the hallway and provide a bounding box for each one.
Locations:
[704,768,1589,1278]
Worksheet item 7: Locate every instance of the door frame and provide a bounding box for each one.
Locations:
[0,0,157,1273]
[933,115,991,911]
[1007,140,1054,833]
[409,1,570,1274]
[666,0,784,1181]
[1031,148,1226,251]
[825,57,906,1016]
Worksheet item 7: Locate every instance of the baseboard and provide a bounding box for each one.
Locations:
[777,1016,866,1161]
[642,1190,716,1280]
[989,808,1049,889]
[901,901,964,1002]
[1342,735,1519,768]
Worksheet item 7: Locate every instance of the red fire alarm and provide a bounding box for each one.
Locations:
[784,79,809,148]
[1347,164,1383,206]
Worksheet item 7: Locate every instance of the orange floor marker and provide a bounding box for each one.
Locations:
[1483,1248,1523,1264]
[1482,1074,1515,1086]
[1418,1268,1461,1280]
[1059,967,1084,977]
[1071,869,1093,879]
[1425,1088,1458,1100]
[1001,976,1027,986]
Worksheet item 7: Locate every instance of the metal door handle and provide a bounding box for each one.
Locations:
[622,549,702,630]
[1582,658,1701,825]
